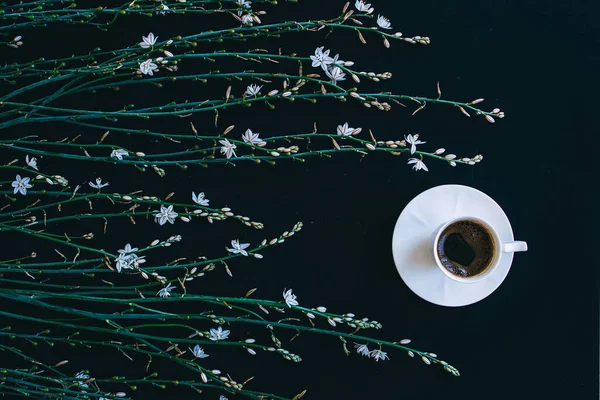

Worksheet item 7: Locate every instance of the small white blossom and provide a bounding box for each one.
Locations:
[355,0,374,14]
[74,371,90,389]
[310,46,335,71]
[242,129,262,145]
[370,349,389,361]
[139,59,158,76]
[354,343,371,356]
[209,326,230,341]
[89,177,109,189]
[11,175,32,195]
[189,344,209,358]
[154,204,178,225]
[219,139,237,159]
[25,155,38,170]
[245,84,262,97]
[336,122,356,136]
[407,158,429,172]
[157,282,174,298]
[192,191,210,206]
[140,32,158,48]
[220,396,229,400]
[376,14,392,29]
[241,13,256,25]
[156,4,169,15]
[236,0,252,16]
[283,288,299,308]
[405,134,426,154]
[110,148,129,160]
[226,239,250,256]
[326,66,346,84]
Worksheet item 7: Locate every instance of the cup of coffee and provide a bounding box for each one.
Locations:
[433,216,527,283]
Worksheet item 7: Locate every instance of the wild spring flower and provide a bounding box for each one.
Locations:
[139,59,158,76]
[226,240,250,256]
[283,288,299,307]
[407,158,429,172]
[405,134,426,154]
[245,84,262,97]
[192,191,210,206]
[139,32,157,48]
[242,129,262,145]
[377,14,392,29]
[310,46,335,71]
[11,175,32,195]
[153,205,178,225]
[209,326,230,341]
[355,0,374,14]
[219,139,237,159]
[189,344,209,359]
[156,282,174,298]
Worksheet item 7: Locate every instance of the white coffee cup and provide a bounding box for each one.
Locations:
[432,216,527,284]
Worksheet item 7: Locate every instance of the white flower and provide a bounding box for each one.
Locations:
[220,396,229,400]
[11,175,32,195]
[326,66,346,84]
[219,139,237,159]
[245,84,262,97]
[139,59,158,76]
[355,0,374,13]
[156,4,169,16]
[192,191,210,206]
[407,158,429,172]
[226,239,250,256]
[405,134,426,154]
[236,0,251,8]
[209,326,230,341]
[189,344,210,359]
[154,204,178,225]
[25,155,38,170]
[140,33,157,48]
[74,371,90,389]
[283,288,299,308]
[241,13,255,25]
[242,129,262,145]
[110,148,129,160]
[310,46,335,71]
[370,349,389,361]
[336,122,356,136]
[157,282,174,298]
[89,177,109,189]
[376,14,392,29]
[354,343,371,356]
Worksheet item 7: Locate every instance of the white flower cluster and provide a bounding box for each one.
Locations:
[354,2,393,30]
[354,343,389,361]
[115,243,146,273]
[310,47,352,84]
[236,0,261,25]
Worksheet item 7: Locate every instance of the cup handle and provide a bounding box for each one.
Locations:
[502,241,528,253]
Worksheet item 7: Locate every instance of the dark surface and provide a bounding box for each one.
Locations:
[3,0,598,399]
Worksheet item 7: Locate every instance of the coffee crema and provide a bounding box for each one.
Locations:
[436,220,495,277]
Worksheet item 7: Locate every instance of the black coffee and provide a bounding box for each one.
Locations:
[436,220,495,277]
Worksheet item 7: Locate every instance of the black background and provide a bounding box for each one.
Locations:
[2,0,598,399]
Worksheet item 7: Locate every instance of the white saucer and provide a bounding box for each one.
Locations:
[391,185,515,307]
